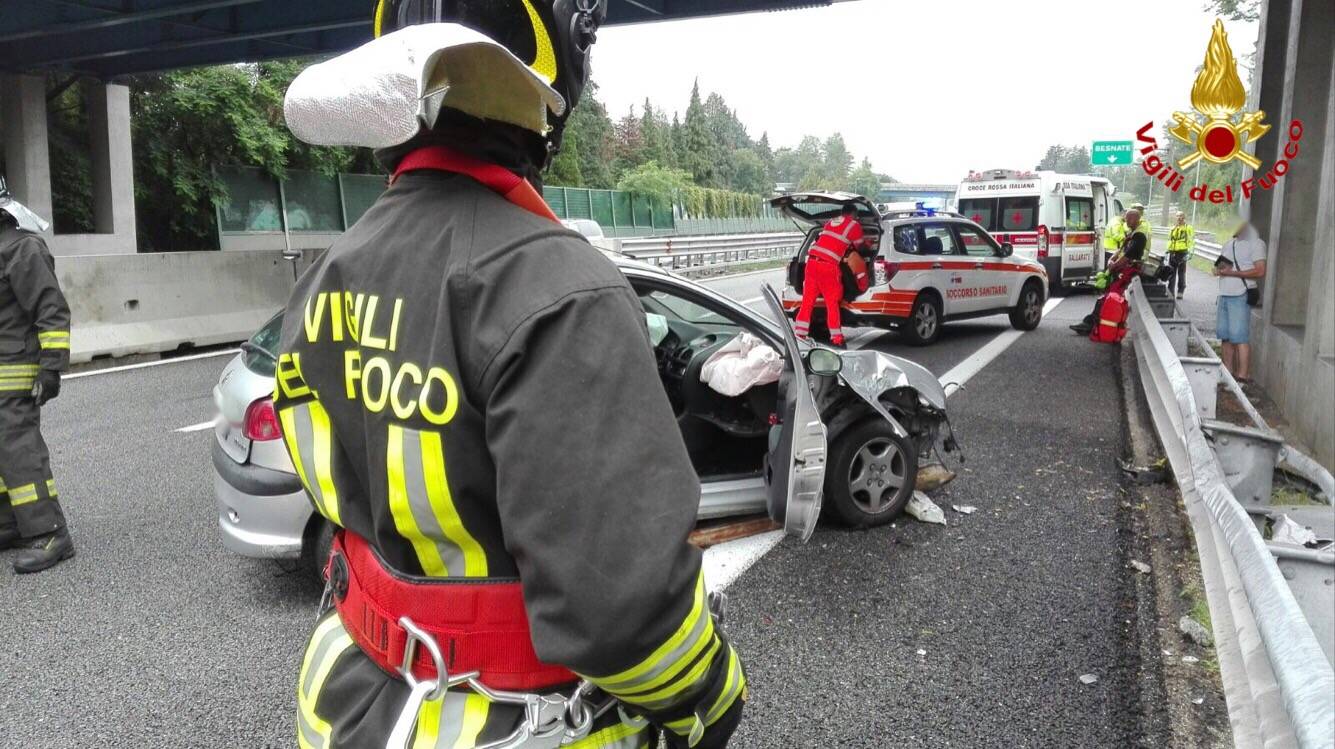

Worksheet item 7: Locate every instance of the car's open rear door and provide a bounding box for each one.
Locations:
[761,284,828,542]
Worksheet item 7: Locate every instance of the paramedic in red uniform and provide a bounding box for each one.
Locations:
[794,203,865,347]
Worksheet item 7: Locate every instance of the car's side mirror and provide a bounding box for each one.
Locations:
[806,348,843,376]
[1000,242,1014,257]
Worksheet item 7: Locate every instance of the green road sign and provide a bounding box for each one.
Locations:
[1092,141,1133,166]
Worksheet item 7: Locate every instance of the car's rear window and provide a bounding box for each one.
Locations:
[959,199,995,231]
[243,313,283,377]
[998,196,1039,231]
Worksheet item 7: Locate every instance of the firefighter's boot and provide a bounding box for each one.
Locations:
[0,525,21,551]
[12,528,75,573]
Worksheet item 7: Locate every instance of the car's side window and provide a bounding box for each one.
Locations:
[894,225,921,255]
[920,224,958,256]
[956,225,999,258]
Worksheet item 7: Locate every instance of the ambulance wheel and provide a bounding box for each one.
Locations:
[825,420,918,528]
[902,293,941,346]
[302,517,335,583]
[1009,281,1044,331]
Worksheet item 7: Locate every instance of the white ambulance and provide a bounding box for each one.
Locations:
[955,169,1124,292]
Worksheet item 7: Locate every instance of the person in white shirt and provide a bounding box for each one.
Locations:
[1213,221,1267,383]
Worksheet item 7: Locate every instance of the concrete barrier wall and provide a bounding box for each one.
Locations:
[59,249,319,363]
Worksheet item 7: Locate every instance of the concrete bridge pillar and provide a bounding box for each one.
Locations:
[1,75,137,255]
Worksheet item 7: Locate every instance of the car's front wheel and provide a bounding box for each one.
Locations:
[824,419,919,528]
[1009,281,1044,331]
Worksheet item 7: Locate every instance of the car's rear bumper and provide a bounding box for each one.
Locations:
[212,438,311,559]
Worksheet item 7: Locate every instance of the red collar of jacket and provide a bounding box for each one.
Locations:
[392,145,559,223]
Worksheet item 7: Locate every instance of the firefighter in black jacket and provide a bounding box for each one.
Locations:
[0,178,75,573]
[276,3,746,747]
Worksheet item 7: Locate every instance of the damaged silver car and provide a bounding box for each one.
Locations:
[619,255,959,533]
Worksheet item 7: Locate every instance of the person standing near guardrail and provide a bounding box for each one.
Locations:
[275,2,748,747]
[1213,220,1267,384]
[1166,211,1195,299]
[0,177,75,573]
[1072,208,1149,337]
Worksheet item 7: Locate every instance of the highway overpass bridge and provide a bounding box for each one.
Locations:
[0,0,843,255]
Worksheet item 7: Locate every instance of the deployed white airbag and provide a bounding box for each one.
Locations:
[700,333,783,397]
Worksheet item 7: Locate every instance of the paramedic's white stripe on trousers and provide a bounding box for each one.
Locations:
[706,295,1065,592]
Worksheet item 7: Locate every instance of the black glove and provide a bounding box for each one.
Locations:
[32,369,60,406]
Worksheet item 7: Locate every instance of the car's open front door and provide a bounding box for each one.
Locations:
[761,284,828,542]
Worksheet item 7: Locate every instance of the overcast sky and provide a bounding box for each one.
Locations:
[590,0,1258,184]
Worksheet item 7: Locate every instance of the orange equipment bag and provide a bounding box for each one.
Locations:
[1090,291,1130,344]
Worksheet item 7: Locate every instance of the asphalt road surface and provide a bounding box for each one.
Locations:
[0,273,1155,748]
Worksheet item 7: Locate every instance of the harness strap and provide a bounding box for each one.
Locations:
[328,530,577,692]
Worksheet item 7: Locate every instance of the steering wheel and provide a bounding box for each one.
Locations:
[678,333,738,421]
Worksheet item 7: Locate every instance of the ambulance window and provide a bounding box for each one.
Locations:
[1066,197,1094,230]
[956,225,999,257]
[894,225,921,254]
[920,224,958,255]
[998,196,1039,231]
[958,199,995,231]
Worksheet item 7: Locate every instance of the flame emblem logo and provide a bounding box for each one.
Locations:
[1170,19,1270,169]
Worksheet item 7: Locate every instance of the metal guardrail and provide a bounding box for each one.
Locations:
[1152,226,1223,263]
[1127,278,1335,748]
[615,232,803,278]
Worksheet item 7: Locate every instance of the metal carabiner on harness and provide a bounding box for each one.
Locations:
[385,616,598,749]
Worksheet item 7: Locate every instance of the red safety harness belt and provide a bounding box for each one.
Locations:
[328,530,576,692]
[392,144,560,223]
[327,146,574,692]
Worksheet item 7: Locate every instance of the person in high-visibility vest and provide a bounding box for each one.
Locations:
[1166,211,1195,299]
[1102,211,1127,263]
[794,203,867,347]
[1130,202,1151,236]
[275,2,747,747]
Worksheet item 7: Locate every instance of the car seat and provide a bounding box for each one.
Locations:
[924,235,944,255]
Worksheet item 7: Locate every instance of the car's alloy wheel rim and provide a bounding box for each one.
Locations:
[848,437,907,515]
[1024,290,1041,325]
[915,304,937,338]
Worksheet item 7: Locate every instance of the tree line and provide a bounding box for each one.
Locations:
[29,65,892,252]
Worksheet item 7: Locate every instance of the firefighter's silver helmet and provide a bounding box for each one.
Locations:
[0,176,51,234]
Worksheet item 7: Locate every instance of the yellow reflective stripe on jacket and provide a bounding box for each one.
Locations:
[38,330,70,350]
[0,378,36,391]
[386,425,488,578]
[703,645,746,725]
[411,691,489,749]
[583,574,716,709]
[297,615,356,749]
[280,401,343,526]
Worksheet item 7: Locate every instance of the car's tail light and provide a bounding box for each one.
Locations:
[1037,225,1049,259]
[244,397,282,441]
[875,259,899,286]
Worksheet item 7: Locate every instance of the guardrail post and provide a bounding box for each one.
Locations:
[1149,297,1177,319]
[1161,319,1192,357]
[1180,356,1223,420]
[1203,421,1283,506]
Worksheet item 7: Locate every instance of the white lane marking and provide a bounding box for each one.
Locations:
[66,348,239,380]
[940,296,1065,397]
[703,531,784,593]
[176,419,218,433]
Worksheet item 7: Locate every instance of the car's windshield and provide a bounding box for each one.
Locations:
[243,312,283,377]
[641,289,739,328]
